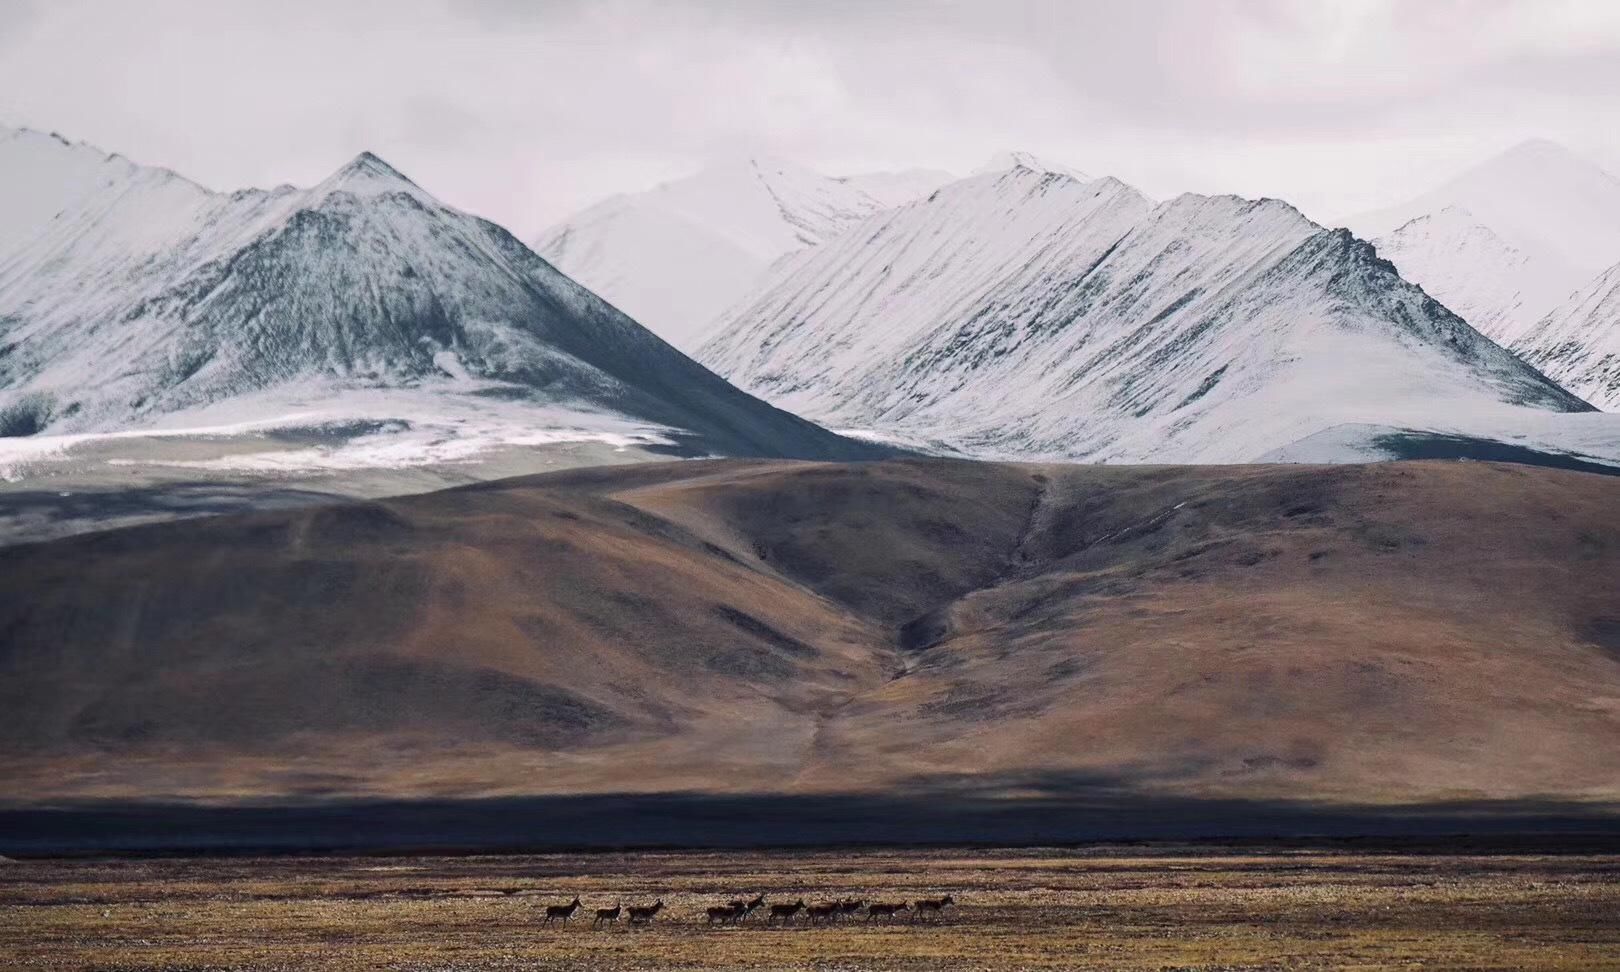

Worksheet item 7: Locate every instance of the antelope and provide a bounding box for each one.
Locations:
[726,893,766,921]
[838,898,866,918]
[806,901,840,923]
[544,896,582,924]
[915,894,955,919]
[706,903,742,924]
[767,899,806,924]
[592,903,622,928]
[867,900,909,921]
[627,899,665,925]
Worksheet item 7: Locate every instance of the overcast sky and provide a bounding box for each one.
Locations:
[2,0,1618,237]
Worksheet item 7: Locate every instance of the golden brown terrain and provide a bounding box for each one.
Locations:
[4,848,1619,970]
[2,458,1619,844]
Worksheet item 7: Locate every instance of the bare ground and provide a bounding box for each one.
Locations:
[4,459,1620,813]
[3,848,1619,970]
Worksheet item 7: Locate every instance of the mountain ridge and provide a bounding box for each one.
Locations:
[532,156,896,346]
[1519,261,1620,409]
[0,129,885,460]
[701,165,1588,463]
[1355,139,1620,345]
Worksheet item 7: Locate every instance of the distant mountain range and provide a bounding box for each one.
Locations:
[533,157,980,348]
[1351,140,1620,412]
[699,163,1593,463]
[0,125,880,461]
[531,158,896,349]
[3,129,1619,844]
[3,126,1618,478]
[1521,261,1620,409]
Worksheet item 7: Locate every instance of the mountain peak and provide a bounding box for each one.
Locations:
[314,150,424,200]
[1496,137,1581,165]
[3,123,119,165]
[1350,136,1620,299]
[975,150,1091,182]
[337,150,411,181]
[700,150,1586,464]
[1458,138,1620,192]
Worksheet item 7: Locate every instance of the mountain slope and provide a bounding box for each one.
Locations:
[533,158,897,347]
[1518,261,1620,409]
[0,137,882,460]
[1354,140,1620,343]
[1370,206,1554,346]
[0,125,154,261]
[700,166,1589,462]
[532,153,1089,349]
[835,167,955,207]
[974,149,1091,182]
[2,458,1619,813]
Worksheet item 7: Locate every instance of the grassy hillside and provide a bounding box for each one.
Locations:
[2,459,1618,812]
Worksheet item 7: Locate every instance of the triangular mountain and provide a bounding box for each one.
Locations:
[700,166,1590,462]
[1518,261,1620,410]
[1355,140,1620,344]
[533,158,938,348]
[1370,206,1545,346]
[974,149,1091,182]
[0,131,881,459]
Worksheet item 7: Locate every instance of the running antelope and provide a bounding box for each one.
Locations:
[867,900,909,921]
[838,898,866,918]
[705,903,742,924]
[767,899,806,924]
[806,901,840,923]
[915,894,955,918]
[592,903,622,928]
[727,893,766,921]
[627,899,665,925]
[543,896,582,924]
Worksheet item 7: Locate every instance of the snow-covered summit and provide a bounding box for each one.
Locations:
[533,157,946,348]
[0,125,184,260]
[0,133,878,459]
[1518,261,1620,410]
[1371,205,1551,346]
[308,150,431,204]
[701,164,1588,463]
[1354,140,1620,342]
[974,150,1092,182]
[1356,139,1620,271]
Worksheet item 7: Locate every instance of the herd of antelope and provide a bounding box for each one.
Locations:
[540,893,956,928]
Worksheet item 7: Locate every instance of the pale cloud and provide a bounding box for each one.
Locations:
[0,0,1615,236]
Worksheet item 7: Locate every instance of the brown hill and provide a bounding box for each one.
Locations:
[2,459,1618,814]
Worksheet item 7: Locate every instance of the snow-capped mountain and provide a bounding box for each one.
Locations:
[974,150,1091,182]
[0,128,879,460]
[1355,140,1620,344]
[533,152,1091,349]
[533,158,899,348]
[1370,207,1552,346]
[1518,261,1620,410]
[0,127,150,260]
[835,167,956,208]
[700,165,1590,463]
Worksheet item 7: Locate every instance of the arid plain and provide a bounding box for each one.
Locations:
[5,458,1619,970]
[4,848,1619,971]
